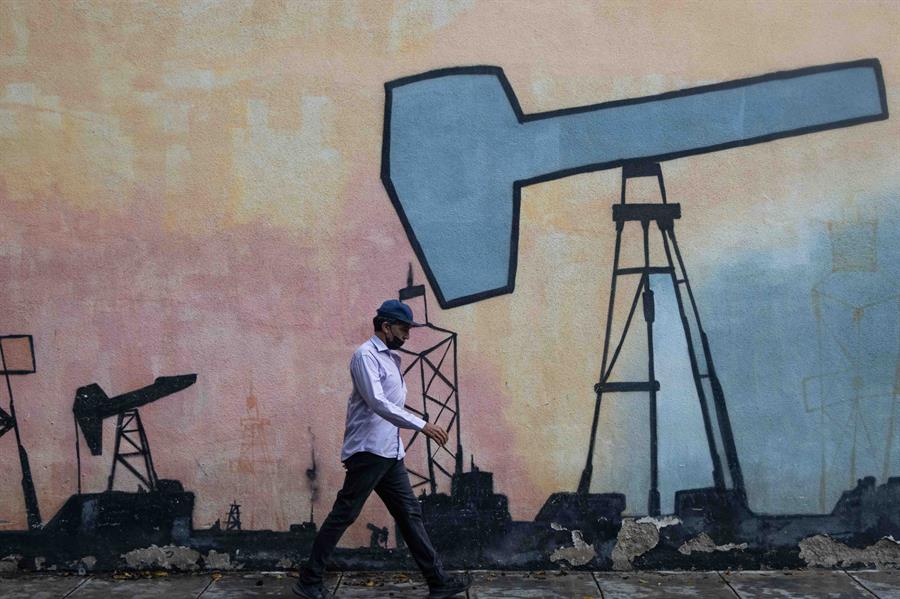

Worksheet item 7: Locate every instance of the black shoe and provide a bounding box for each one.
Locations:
[291,579,333,599]
[428,573,472,599]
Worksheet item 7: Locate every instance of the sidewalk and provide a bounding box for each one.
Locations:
[0,569,897,598]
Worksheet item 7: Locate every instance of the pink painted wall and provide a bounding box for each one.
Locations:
[0,1,897,548]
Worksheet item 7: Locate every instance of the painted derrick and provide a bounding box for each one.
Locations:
[1,274,896,571]
[0,0,896,573]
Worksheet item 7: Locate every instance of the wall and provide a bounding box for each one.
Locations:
[0,0,897,571]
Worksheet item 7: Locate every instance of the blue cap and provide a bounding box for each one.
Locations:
[376,299,423,327]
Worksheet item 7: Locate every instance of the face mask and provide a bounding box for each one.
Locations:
[385,324,406,350]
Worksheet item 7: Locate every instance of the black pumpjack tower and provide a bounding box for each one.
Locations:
[72,374,197,492]
[226,501,242,531]
[577,163,746,516]
[0,335,42,529]
[397,265,465,493]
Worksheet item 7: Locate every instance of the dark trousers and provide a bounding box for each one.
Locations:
[299,452,447,587]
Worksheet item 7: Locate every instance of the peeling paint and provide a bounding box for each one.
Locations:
[678,532,748,555]
[204,550,231,569]
[799,535,900,568]
[122,545,201,571]
[636,515,682,529]
[550,522,567,531]
[612,516,681,570]
[549,530,596,567]
[611,519,660,571]
[0,555,21,573]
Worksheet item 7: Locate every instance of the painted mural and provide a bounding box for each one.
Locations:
[0,0,898,573]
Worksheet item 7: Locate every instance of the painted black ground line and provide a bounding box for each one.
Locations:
[843,569,881,598]
[60,575,92,598]
[716,571,743,598]
[590,571,606,599]
[194,575,216,598]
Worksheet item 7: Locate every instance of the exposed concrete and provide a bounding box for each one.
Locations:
[204,550,231,570]
[611,517,687,570]
[611,520,659,571]
[0,555,21,573]
[122,545,201,571]
[275,557,294,569]
[549,530,596,567]
[799,534,900,568]
[635,516,681,529]
[677,532,748,555]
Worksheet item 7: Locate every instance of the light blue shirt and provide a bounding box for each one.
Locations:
[340,336,427,462]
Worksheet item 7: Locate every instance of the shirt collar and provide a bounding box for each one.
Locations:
[370,335,389,352]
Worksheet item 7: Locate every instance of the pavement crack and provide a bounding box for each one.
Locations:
[61,576,92,598]
[332,571,345,596]
[843,569,881,598]
[195,575,216,598]
[716,571,743,598]
[590,571,606,599]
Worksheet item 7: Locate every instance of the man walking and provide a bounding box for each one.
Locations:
[292,300,471,599]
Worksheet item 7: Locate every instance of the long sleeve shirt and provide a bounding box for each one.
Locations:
[340,335,427,462]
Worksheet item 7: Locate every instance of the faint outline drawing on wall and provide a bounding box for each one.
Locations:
[803,213,899,510]
[228,384,286,530]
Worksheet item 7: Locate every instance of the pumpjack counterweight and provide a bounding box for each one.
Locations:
[579,164,745,514]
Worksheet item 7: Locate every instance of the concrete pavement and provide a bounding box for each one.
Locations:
[0,569,897,598]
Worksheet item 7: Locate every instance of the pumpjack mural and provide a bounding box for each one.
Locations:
[0,58,897,572]
[380,58,898,569]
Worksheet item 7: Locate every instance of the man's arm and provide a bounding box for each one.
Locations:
[351,352,427,430]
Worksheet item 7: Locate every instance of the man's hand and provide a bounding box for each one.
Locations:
[422,423,449,446]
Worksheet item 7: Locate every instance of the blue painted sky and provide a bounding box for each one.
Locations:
[686,195,899,514]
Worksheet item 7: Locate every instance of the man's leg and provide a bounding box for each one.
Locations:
[374,459,448,587]
[299,452,394,585]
